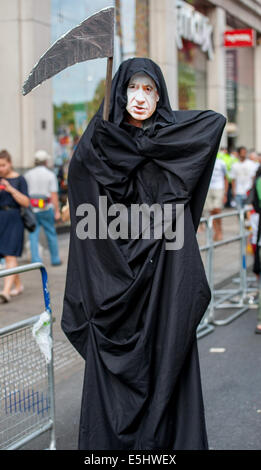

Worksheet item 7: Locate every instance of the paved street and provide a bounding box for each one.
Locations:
[0,213,260,450]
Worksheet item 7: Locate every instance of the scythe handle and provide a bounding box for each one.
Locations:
[103,56,113,121]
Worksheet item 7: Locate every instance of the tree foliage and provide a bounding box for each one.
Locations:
[86,79,106,122]
[53,79,106,136]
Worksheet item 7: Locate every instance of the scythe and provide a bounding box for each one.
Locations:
[22,6,115,121]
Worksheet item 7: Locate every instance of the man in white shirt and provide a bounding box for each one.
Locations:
[231,146,256,208]
[204,156,228,240]
[24,150,62,266]
[248,149,260,177]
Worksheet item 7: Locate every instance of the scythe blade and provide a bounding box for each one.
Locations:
[22,6,114,97]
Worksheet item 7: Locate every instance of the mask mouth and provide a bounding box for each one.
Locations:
[131,107,149,116]
[132,105,147,110]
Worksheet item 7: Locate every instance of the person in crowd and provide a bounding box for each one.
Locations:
[57,160,69,206]
[0,149,30,303]
[204,153,228,241]
[256,284,261,334]
[24,150,62,266]
[218,147,238,208]
[71,135,80,155]
[247,166,261,334]
[57,135,78,208]
[59,135,80,222]
[61,198,70,223]
[230,148,239,159]
[231,146,256,209]
[248,149,260,176]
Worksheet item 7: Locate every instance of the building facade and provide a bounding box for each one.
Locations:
[147,0,261,151]
[0,1,53,170]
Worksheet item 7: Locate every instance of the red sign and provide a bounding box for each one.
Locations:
[224,29,256,47]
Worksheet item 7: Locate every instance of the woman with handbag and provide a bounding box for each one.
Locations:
[0,149,30,303]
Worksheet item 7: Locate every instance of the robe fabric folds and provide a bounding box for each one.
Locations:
[61,57,227,450]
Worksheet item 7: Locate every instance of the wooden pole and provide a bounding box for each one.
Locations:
[103,56,113,121]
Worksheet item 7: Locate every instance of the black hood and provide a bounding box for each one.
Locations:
[96,57,176,126]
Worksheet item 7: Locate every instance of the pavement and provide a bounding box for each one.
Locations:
[0,210,260,450]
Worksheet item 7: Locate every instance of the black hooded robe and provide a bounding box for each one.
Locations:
[61,58,227,450]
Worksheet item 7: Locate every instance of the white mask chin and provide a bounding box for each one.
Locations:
[126,72,159,121]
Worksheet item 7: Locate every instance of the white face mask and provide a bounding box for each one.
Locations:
[126,72,159,121]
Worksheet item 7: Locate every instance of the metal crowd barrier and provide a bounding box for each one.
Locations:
[196,206,256,338]
[0,263,56,450]
[196,217,215,339]
[206,209,249,325]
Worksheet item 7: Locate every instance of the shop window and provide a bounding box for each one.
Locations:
[178,39,207,110]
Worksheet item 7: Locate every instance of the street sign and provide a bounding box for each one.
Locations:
[224,29,256,48]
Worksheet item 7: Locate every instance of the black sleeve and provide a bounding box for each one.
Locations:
[189,112,227,231]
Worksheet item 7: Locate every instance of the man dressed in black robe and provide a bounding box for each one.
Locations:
[61,57,227,450]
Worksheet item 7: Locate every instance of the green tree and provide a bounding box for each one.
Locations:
[54,102,77,136]
[54,78,106,135]
[86,79,106,122]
